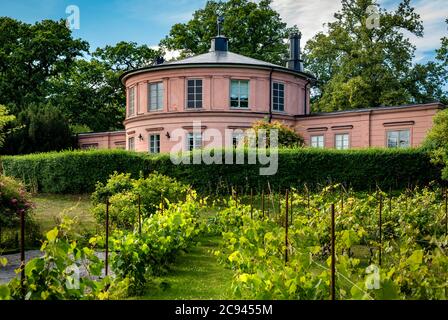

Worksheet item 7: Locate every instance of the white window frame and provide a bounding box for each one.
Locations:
[335,133,350,150]
[128,137,135,151]
[186,79,203,109]
[272,81,285,112]
[186,132,202,151]
[386,129,411,148]
[149,134,160,154]
[128,86,136,116]
[148,82,164,111]
[310,135,325,149]
[230,80,250,109]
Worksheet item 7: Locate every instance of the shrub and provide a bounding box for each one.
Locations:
[249,120,304,148]
[1,149,149,193]
[91,172,190,229]
[0,175,40,249]
[423,108,448,180]
[1,148,441,194]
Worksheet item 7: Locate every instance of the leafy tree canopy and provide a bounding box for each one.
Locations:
[160,0,297,65]
[3,103,74,155]
[0,17,88,114]
[304,0,447,112]
[0,105,15,148]
[48,42,160,132]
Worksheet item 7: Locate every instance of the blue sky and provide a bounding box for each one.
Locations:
[0,0,447,64]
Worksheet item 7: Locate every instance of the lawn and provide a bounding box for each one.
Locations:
[31,194,97,234]
[141,235,235,300]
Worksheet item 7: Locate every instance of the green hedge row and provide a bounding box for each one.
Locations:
[1,148,441,194]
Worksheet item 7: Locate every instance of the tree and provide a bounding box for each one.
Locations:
[0,18,88,114]
[304,0,446,112]
[49,42,161,132]
[160,0,296,64]
[0,105,15,148]
[3,103,74,155]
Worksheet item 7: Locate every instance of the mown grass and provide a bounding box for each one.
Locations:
[31,194,97,234]
[141,235,235,300]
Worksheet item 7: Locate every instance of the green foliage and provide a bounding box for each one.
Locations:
[1,150,149,194]
[0,17,88,114]
[91,172,189,229]
[160,0,296,64]
[1,148,439,194]
[249,120,304,148]
[109,193,204,296]
[213,185,448,300]
[304,0,446,111]
[3,103,74,155]
[0,175,40,249]
[423,108,448,180]
[48,42,161,132]
[8,217,107,300]
[0,105,15,147]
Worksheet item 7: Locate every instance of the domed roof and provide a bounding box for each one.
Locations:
[120,35,315,84]
[165,50,279,68]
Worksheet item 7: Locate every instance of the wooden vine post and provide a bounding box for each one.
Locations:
[105,198,110,277]
[20,208,25,298]
[290,190,293,225]
[138,194,142,235]
[262,190,265,218]
[379,193,383,266]
[285,190,289,264]
[445,187,448,236]
[330,203,336,301]
[250,188,254,219]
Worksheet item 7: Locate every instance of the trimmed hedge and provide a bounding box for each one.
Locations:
[1,148,441,194]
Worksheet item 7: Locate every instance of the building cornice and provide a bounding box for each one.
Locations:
[124,110,296,126]
[296,103,444,120]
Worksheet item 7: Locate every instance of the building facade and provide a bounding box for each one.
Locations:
[78,33,444,153]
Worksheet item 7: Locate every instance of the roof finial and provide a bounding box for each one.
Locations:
[217,15,224,37]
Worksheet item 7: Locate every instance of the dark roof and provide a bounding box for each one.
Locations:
[120,50,316,84]
[296,102,445,118]
[166,50,279,67]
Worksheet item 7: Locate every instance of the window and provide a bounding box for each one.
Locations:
[335,133,349,150]
[81,143,98,150]
[187,79,203,109]
[387,129,410,148]
[148,82,164,111]
[310,135,324,148]
[232,131,245,148]
[128,87,136,116]
[149,134,160,154]
[187,132,202,151]
[230,80,249,108]
[273,82,285,112]
[115,142,126,150]
[128,137,135,151]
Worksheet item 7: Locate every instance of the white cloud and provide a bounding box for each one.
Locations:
[272,0,447,62]
[271,0,342,44]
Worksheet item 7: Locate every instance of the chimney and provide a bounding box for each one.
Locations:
[287,33,303,72]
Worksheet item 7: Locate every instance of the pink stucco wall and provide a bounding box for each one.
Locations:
[125,67,309,117]
[76,62,443,153]
[296,103,442,148]
[78,131,126,150]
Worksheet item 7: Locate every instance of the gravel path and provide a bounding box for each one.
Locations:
[0,250,108,285]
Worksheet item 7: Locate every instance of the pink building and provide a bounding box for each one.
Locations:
[78,32,444,152]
